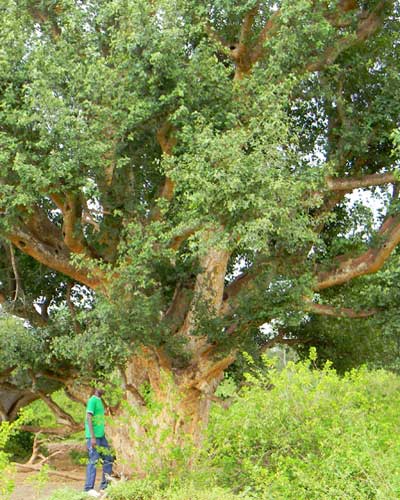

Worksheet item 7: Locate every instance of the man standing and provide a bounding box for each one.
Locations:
[84,387,113,497]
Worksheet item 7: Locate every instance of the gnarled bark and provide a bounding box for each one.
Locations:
[107,346,234,476]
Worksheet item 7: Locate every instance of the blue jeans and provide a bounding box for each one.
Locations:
[84,436,113,491]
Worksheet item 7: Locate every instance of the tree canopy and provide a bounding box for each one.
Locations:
[0,0,399,434]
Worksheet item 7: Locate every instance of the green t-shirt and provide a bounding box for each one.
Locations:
[85,395,105,438]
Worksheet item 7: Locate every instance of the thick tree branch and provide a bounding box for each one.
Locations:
[221,271,254,316]
[6,210,104,289]
[235,1,388,77]
[64,388,86,406]
[260,330,311,352]
[304,301,378,318]
[38,390,78,428]
[149,123,176,222]
[239,4,259,48]
[20,425,75,437]
[190,353,236,392]
[221,259,275,316]
[119,367,146,406]
[0,388,39,421]
[37,370,75,385]
[327,172,398,191]
[168,225,199,250]
[0,367,17,383]
[307,1,388,72]
[312,171,397,234]
[27,5,62,40]
[61,193,88,254]
[8,301,48,327]
[232,4,260,79]
[250,9,281,66]
[316,214,400,290]
[49,193,65,211]
[40,295,52,322]
[7,391,38,422]
[181,244,230,335]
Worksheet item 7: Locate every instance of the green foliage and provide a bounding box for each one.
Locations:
[3,389,84,463]
[0,409,33,499]
[46,358,400,500]
[154,482,248,500]
[0,0,398,380]
[206,355,400,499]
[3,430,33,462]
[0,315,45,371]
[0,5,400,493]
[49,480,244,500]
[27,389,84,429]
[105,478,247,500]
[0,452,14,500]
[292,255,400,373]
[69,448,87,466]
[106,478,159,500]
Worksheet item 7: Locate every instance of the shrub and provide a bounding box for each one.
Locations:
[206,353,400,499]
[156,482,247,500]
[3,429,33,462]
[0,409,33,499]
[107,478,158,500]
[106,479,247,500]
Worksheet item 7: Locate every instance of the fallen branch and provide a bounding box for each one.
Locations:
[20,425,77,436]
[13,463,83,481]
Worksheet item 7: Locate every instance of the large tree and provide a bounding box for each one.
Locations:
[1,0,400,473]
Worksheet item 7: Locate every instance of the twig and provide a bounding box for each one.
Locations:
[9,242,24,302]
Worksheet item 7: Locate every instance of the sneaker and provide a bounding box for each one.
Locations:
[86,490,101,498]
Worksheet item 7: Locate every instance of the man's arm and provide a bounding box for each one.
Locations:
[87,412,96,448]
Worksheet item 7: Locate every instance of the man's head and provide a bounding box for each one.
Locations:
[94,387,105,397]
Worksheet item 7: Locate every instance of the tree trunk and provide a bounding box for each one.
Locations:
[0,387,39,422]
[107,347,235,477]
[107,242,234,476]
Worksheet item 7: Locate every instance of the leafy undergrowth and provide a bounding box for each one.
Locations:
[47,352,400,500]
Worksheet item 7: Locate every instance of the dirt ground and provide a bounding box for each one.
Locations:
[10,470,84,500]
[9,442,88,500]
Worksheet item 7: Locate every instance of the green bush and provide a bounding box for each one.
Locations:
[156,482,247,500]
[49,356,400,500]
[3,429,33,461]
[106,479,246,500]
[206,352,400,499]
[107,478,159,500]
[69,448,88,466]
[0,409,34,499]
